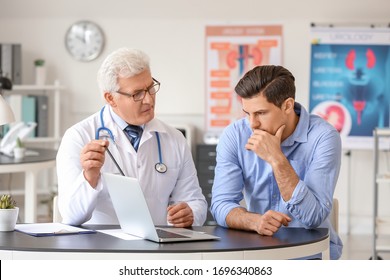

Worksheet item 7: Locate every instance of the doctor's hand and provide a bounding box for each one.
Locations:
[167,202,194,228]
[80,139,109,188]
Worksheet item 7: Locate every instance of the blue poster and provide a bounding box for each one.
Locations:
[309,43,390,146]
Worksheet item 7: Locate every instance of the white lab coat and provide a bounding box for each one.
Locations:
[56,105,207,226]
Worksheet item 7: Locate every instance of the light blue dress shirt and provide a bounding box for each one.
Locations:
[210,102,343,259]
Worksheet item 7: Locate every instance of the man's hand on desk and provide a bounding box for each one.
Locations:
[226,207,291,236]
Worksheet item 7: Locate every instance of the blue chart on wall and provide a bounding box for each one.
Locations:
[309,43,390,149]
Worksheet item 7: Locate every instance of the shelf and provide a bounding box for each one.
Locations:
[375,128,390,137]
[376,217,390,235]
[376,174,390,183]
[12,84,65,91]
[12,80,65,92]
[0,188,55,197]
[2,80,65,148]
[376,245,390,252]
[24,137,62,144]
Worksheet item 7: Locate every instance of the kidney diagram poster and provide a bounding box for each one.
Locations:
[309,26,390,149]
[205,25,283,135]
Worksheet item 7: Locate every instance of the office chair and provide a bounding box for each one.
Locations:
[330,198,339,233]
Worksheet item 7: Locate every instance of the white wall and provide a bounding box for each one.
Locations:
[1,0,389,234]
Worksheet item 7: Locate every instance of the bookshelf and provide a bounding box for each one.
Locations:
[5,80,65,147]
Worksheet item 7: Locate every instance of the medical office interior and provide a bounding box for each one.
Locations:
[0,0,390,260]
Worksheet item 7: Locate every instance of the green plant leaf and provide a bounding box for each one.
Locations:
[16,137,24,148]
[0,194,16,209]
[34,59,45,67]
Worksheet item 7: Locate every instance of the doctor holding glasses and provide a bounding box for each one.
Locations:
[56,47,207,228]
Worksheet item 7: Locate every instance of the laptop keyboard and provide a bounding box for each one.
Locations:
[156,228,190,239]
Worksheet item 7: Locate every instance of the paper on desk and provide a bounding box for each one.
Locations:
[97,229,142,240]
[15,223,96,237]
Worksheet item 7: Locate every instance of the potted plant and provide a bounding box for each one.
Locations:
[0,194,19,231]
[34,59,46,85]
[34,59,45,67]
[13,137,26,159]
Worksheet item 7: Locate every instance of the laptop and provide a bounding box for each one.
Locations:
[102,172,220,243]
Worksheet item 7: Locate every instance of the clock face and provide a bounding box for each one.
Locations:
[65,21,104,62]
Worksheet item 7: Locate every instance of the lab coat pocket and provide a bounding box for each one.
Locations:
[155,167,180,203]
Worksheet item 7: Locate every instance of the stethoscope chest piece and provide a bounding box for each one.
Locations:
[155,162,167,173]
[154,131,167,173]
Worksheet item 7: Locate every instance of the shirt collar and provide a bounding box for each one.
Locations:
[109,106,145,131]
[282,102,309,146]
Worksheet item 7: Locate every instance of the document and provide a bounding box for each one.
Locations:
[97,229,142,240]
[15,223,96,237]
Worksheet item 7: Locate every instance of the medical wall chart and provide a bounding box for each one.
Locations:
[309,25,390,149]
[205,25,283,134]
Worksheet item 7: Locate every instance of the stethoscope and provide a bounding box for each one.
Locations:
[96,106,167,174]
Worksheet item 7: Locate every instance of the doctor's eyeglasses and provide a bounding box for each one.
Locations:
[115,78,160,102]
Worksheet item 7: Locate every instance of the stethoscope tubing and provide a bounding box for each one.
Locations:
[155,131,163,164]
[96,106,167,175]
[106,147,125,176]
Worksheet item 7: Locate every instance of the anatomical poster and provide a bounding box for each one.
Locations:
[309,26,390,149]
[205,25,283,135]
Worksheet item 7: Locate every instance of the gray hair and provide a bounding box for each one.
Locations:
[97,48,150,98]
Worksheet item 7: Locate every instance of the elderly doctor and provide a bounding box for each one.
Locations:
[56,47,207,227]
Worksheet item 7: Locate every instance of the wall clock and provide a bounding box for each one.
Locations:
[65,20,105,62]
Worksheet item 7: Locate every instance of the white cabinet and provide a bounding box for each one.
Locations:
[5,80,65,147]
[372,128,390,259]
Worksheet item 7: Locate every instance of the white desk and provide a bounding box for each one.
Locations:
[0,148,57,223]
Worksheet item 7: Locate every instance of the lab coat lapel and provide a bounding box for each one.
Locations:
[101,106,135,173]
[122,118,161,150]
[141,118,167,144]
